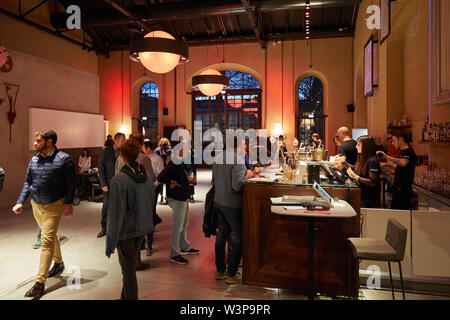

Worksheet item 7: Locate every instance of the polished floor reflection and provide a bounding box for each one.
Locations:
[0,170,448,300]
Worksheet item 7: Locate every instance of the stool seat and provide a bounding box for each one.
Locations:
[347,218,408,300]
[348,238,398,261]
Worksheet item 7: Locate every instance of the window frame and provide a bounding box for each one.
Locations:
[139,82,159,142]
[191,71,262,134]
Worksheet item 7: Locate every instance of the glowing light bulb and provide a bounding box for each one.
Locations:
[197,69,224,96]
[138,31,180,74]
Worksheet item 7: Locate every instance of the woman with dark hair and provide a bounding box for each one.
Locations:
[78,148,91,172]
[346,135,380,208]
[377,130,416,210]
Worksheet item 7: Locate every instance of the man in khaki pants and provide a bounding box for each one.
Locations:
[13,130,76,299]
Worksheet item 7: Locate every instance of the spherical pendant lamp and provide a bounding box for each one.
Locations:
[129,30,189,74]
[192,69,229,96]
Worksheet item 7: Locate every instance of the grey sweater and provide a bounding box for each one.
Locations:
[105,171,154,257]
[212,150,248,208]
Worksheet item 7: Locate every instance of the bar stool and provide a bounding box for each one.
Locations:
[348,218,407,300]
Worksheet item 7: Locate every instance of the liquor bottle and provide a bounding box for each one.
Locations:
[446,122,450,142]
[422,123,428,142]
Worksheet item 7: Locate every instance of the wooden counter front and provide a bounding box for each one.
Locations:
[242,183,360,298]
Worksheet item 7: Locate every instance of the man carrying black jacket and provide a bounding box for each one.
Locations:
[97,132,125,238]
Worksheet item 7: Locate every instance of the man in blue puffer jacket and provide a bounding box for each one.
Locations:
[12,130,76,299]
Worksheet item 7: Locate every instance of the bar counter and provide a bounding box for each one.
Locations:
[242,180,361,298]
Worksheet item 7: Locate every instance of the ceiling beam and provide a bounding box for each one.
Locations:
[0,7,106,56]
[21,0,48,18]
[102,0,153,33]
[336,7,342,28]
[234,15,241,33]
[266,12,273,33]
[50,0,362,29]
[319,7,323,30]
[217,16,227,36]
[110,27,354,48]
[186,19,196,37]
[285,10,289,33]
[202,18,213,35]
[351,4,358,28]
[241,0,265,48]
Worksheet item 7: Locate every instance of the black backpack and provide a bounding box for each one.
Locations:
[203,186,218,238]
[0,167,4,192]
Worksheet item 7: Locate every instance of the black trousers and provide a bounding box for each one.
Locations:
[101,191,109,230]
[117,236,142,300]
[391,187,412,210]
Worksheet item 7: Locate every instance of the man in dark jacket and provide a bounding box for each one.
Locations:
[97,132,125,238]
[106,139,154,300]
[12,130,76,299]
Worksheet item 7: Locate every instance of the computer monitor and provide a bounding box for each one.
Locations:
[352,128,368,140]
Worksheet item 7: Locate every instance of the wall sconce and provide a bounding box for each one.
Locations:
[272,123,284,137]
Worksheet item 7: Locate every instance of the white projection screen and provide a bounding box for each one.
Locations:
[29,107,105,150]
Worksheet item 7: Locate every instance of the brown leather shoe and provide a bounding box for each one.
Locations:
[24,282,45,298]
[48,262,65,278]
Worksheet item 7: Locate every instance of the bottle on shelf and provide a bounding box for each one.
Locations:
[422,123,429,142]
[439,123,445,142]
[446,122,450,142]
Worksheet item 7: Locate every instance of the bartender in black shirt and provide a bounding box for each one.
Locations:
[377,130,416,210]
[335,126,358,166]
[346,136,380,208]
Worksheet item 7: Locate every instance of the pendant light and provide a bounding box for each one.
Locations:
[193,69,229,96]
[129,30,189,74]
[192,44,229,96]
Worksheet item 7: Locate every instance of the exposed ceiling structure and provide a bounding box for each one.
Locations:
[1,0,361,58]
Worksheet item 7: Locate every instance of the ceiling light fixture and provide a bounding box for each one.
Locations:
[129,30,189,74]
[192,43,229,96]
[305,0,311,40]
[193,69,229,97]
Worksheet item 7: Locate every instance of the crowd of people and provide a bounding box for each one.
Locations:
[8,124,417,300]
[10,129,243,300]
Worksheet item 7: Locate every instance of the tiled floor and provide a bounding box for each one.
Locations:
[0,169,448,300]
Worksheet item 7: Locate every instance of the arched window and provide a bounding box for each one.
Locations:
[140,82,159,142]
[192,70,261,133]
[296,76,327,148]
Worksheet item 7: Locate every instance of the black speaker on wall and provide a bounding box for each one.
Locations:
[347,104,355,112]
[163,108,168,115]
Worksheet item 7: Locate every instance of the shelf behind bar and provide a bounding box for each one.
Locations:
[418,141,450,146]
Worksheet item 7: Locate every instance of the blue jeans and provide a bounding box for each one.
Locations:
[101,190,109,230]
[168,198,191,258]
[214,203,242,276]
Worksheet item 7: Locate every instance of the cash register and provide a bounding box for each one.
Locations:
[306,161,347,185]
